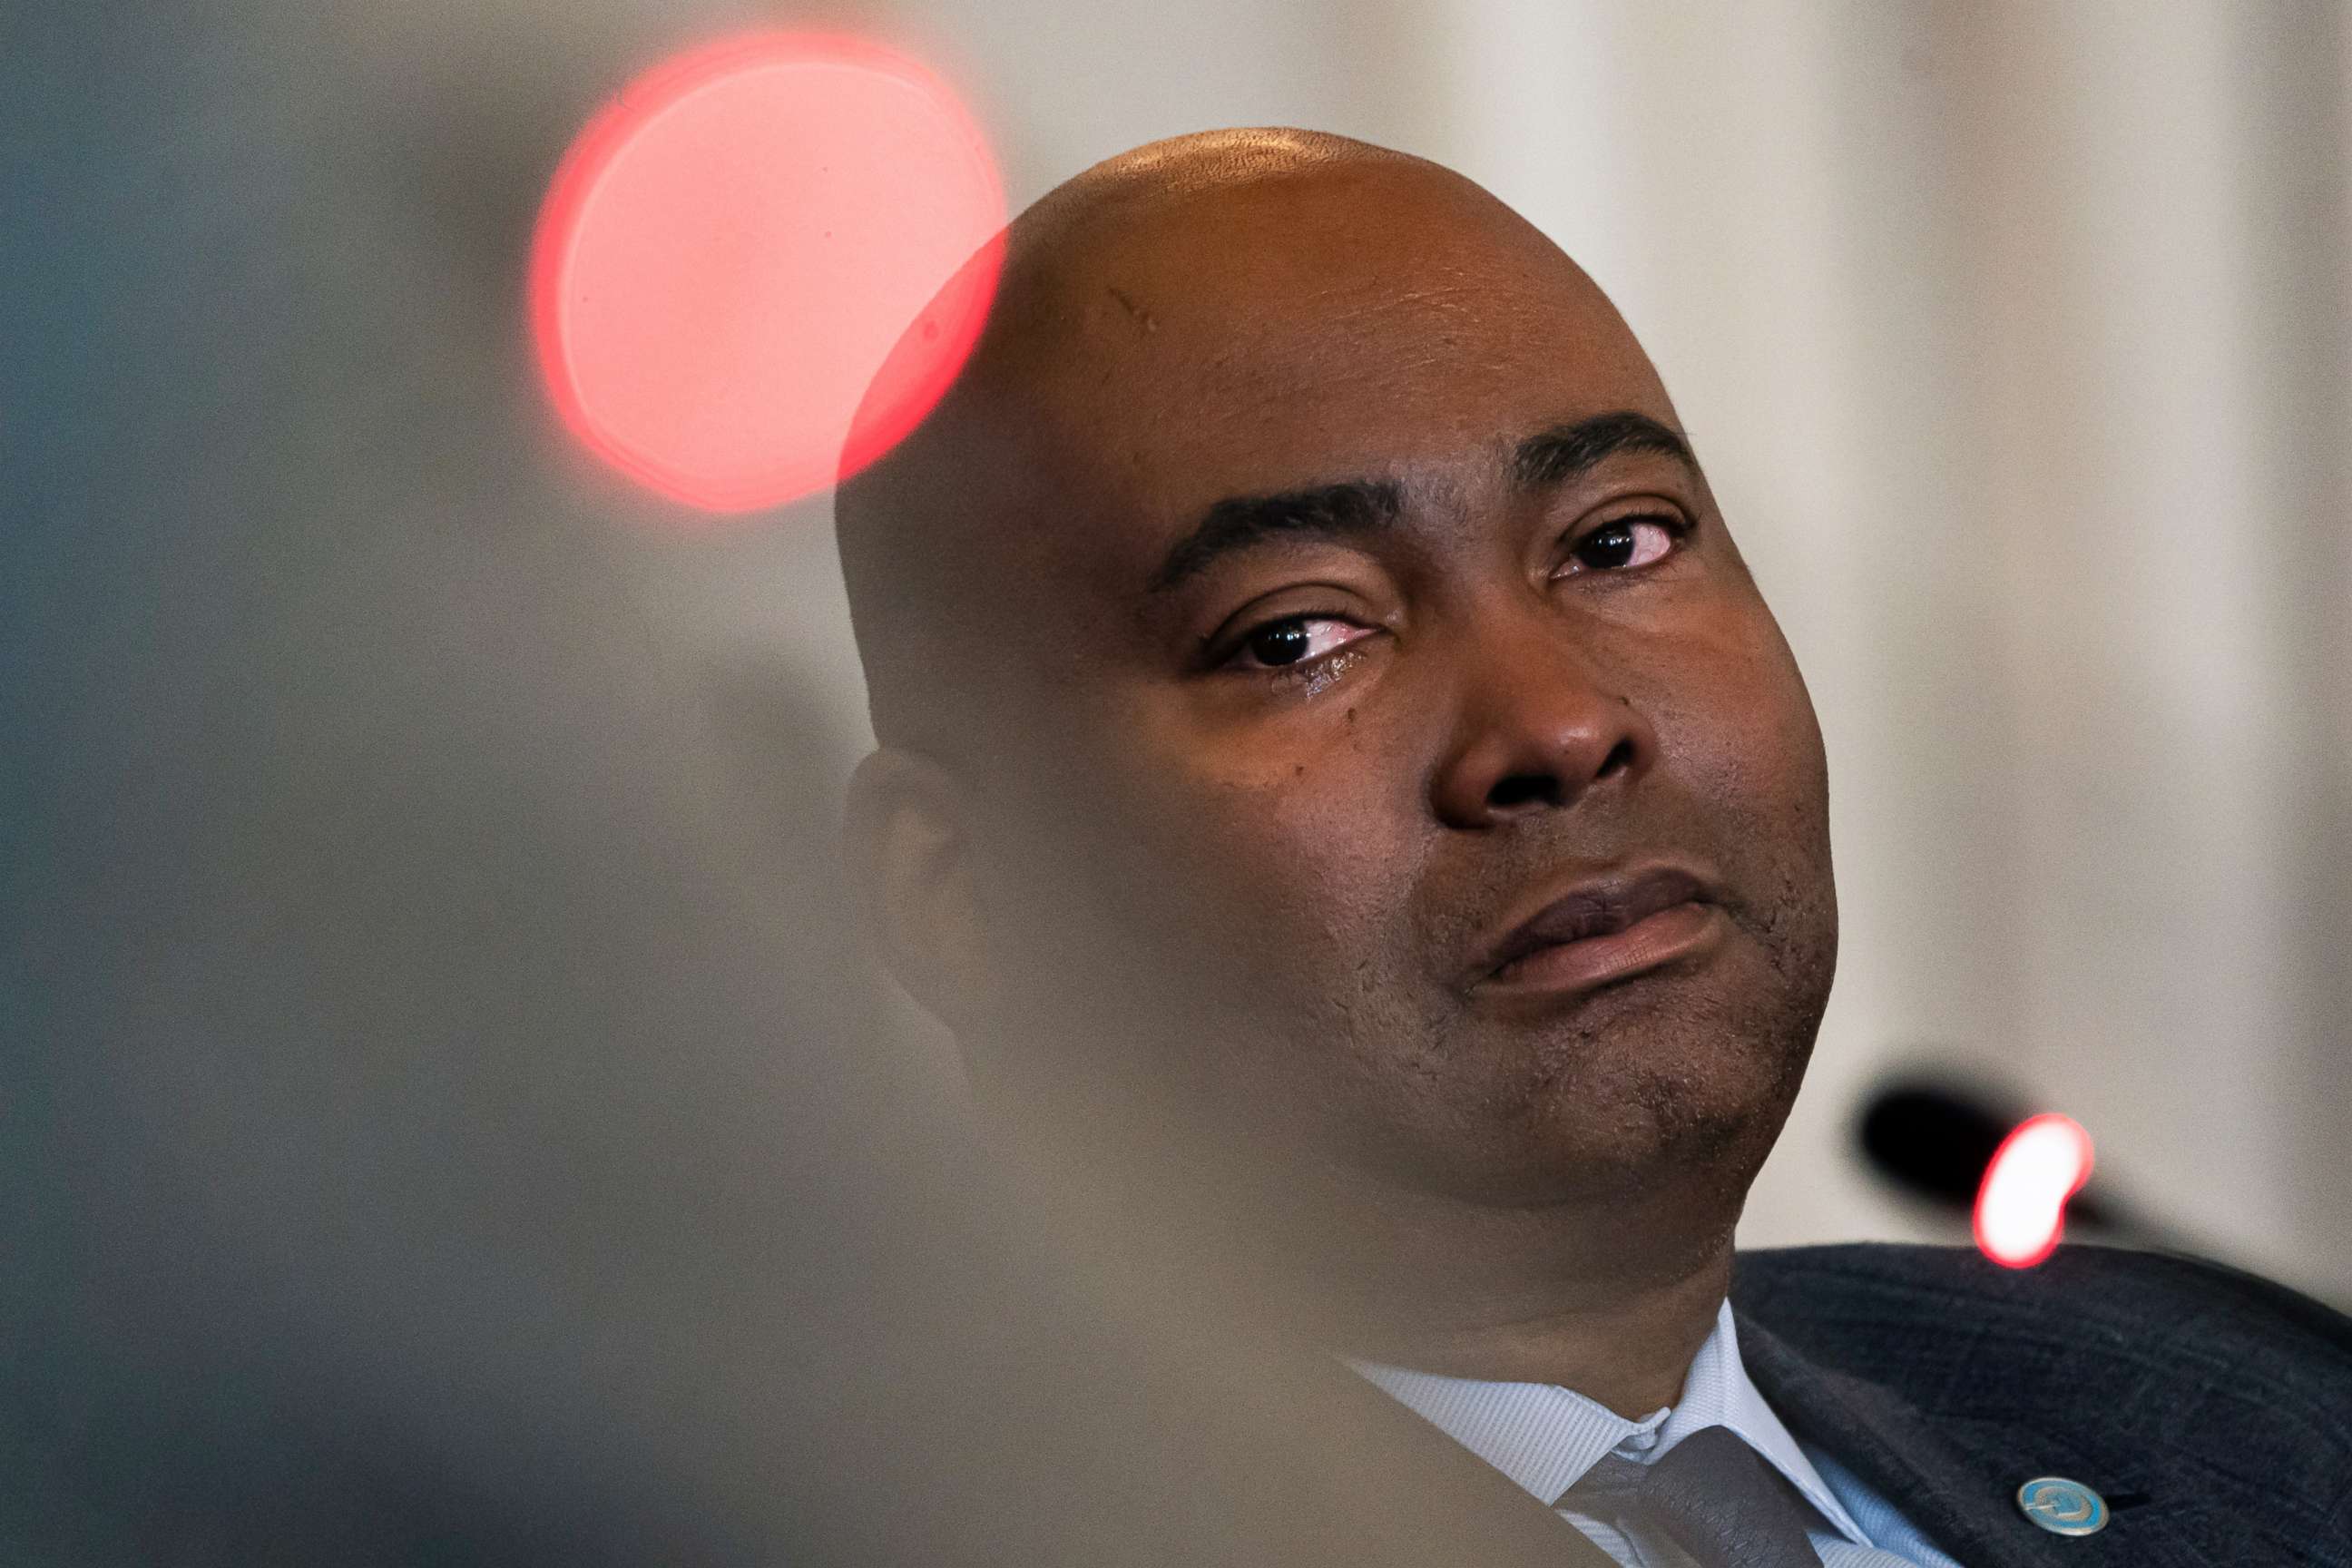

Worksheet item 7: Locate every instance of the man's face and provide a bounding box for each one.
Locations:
[957,162,1836,1218]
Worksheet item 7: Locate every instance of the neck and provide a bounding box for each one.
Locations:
[1339,1233,1733,1417]
[1267,1165,1749,1419]
[974,1056,1749,1420]
[1174,1173,1740,1418]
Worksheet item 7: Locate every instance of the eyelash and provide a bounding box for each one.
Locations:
[1219,510,1695,689]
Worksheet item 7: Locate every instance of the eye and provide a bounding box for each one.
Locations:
[1563,514,1685,573]
[1228,614,1372,671]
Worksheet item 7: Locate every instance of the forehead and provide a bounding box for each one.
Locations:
[997,165,1678,587]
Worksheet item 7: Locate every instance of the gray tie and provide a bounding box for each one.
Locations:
[1559,1424,1822,1568]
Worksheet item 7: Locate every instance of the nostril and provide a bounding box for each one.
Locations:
[1596,739,1637,780]
[1486,773,1562,811]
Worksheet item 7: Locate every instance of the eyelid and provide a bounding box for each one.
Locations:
[1571,495,1694,536]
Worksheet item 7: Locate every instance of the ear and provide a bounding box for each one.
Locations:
[842,746,991,1035]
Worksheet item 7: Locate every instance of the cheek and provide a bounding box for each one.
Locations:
[980,708,1436,1140]
[1641,617,1837,963]
[986,678,1422,1047]
[982,678,1368,973]
[1114,727,1419,992]
[1645,604,1824,809]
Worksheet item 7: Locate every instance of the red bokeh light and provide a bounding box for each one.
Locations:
[531,33,1004,514]
[1973,1113,2095,1269]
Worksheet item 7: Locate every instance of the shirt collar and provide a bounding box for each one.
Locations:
[1348,1299,1872,1547]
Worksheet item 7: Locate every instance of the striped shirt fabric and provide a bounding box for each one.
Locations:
[1349,1299,1965,1568]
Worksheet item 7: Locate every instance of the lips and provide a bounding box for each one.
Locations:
[1470,865,1723,993]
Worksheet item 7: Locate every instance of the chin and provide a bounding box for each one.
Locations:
[1422,1009,1816,1209]
[1537,1102,1788,1209]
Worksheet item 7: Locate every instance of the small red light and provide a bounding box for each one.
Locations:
[531,32,1004,514]
[1973,1112,2095,1269]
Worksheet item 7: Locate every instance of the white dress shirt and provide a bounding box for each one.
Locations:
[1350,1300,1965,1568]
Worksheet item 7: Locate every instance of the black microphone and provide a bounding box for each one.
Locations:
[1855,1073,2352,1318]
[1855,1076,2132,1239]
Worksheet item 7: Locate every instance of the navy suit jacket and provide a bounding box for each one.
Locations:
[884,1238,2352,1567]
[1733,1242,2352,1566]
[929,1238,2352,1568]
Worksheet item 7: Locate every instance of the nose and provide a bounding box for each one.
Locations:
[1427,611,1660,829]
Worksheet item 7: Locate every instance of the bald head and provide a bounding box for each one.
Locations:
[834,128,1626,769]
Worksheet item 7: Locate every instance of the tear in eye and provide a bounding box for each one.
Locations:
[1235,616,1367,671]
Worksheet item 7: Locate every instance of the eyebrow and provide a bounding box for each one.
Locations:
[1145,410,1699,595]
[1511,410,1698,490]
[1146,476,1405,595]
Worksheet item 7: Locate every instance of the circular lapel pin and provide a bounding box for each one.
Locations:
[2016,1476,2109,1536]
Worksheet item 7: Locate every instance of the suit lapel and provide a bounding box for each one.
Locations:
[1737,1312,2211,1568]
[1739,1312,2046,1566]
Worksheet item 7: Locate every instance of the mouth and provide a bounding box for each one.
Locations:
[1471,865,1726,997]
